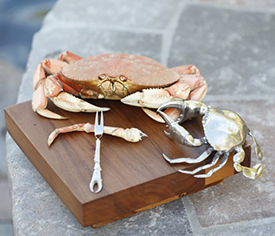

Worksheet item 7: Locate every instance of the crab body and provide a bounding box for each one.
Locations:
[61,53,179,99]
[32,51,207,119]
[157,100,263,180]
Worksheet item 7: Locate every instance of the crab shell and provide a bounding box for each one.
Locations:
[60,53,180,99]
[202,108,249,152]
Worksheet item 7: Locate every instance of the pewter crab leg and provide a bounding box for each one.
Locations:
[195,152,229,178]
[162,147,214,164]
[178,152,221,175]
[248,131,263,160]
[233,145,263,179]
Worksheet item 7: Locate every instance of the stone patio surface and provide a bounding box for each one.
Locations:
[5,0,275,235]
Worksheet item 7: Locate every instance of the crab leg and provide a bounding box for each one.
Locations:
[171,65,201,76]
[233,145,263,179]
[32,58,109,119]
[58,51,82,63]
[48,123,147,146]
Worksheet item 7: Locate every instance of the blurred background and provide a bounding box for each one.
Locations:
[0,1,56,235]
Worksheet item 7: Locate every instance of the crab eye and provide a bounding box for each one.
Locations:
[119,75,127,82]
[98,74,106,80]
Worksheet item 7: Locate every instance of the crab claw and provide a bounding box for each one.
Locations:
[121,88,175,109]
[50,92,110,113]
[157,100,187,123]
[142,107,182,123]
[121,84,190,122]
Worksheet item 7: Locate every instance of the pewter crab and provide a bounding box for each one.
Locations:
[157,100,263,179]
[32,51,207,120]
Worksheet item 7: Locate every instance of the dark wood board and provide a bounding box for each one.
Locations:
[5,100,251,227]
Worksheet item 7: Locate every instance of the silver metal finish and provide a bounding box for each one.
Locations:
[157,100,263,180]
[89,111,104,193]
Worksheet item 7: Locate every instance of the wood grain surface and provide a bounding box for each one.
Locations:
[5,100,251,227]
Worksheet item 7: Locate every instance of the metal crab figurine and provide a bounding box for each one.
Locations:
[157,100,263,179]
[32,51,207,120]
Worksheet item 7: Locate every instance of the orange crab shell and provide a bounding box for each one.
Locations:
[60,53,180,96]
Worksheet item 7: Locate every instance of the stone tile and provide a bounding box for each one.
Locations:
[34,28,163,61]
[168,4,275,98]
[44,0,181,30]
[183,197,275,236]
[0,177,12,221]
[188,100,275,227]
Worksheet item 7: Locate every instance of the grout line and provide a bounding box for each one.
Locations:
[182,195,275,235]
[186,0,275,14]
[160,1,186,65]
[201,216,275,234]
[181,196,203,235]
[204,94,275,102]
[40,16,165,35]
[40,1,275,34]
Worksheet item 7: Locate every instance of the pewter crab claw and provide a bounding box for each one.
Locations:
[157,100,263,180]
[157,109,207,146]
[157,100,208,123]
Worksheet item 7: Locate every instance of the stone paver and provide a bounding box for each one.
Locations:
[168,4,275,100]
[5,0,275,235]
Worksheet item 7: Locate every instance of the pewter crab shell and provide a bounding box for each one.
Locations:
[202,108,249,152]
[157,100,263,180]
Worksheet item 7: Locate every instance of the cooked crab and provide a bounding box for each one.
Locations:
[32,51,207,120]
[157,100,263,180]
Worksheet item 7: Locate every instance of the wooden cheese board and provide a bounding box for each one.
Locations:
[5,100,251,227]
